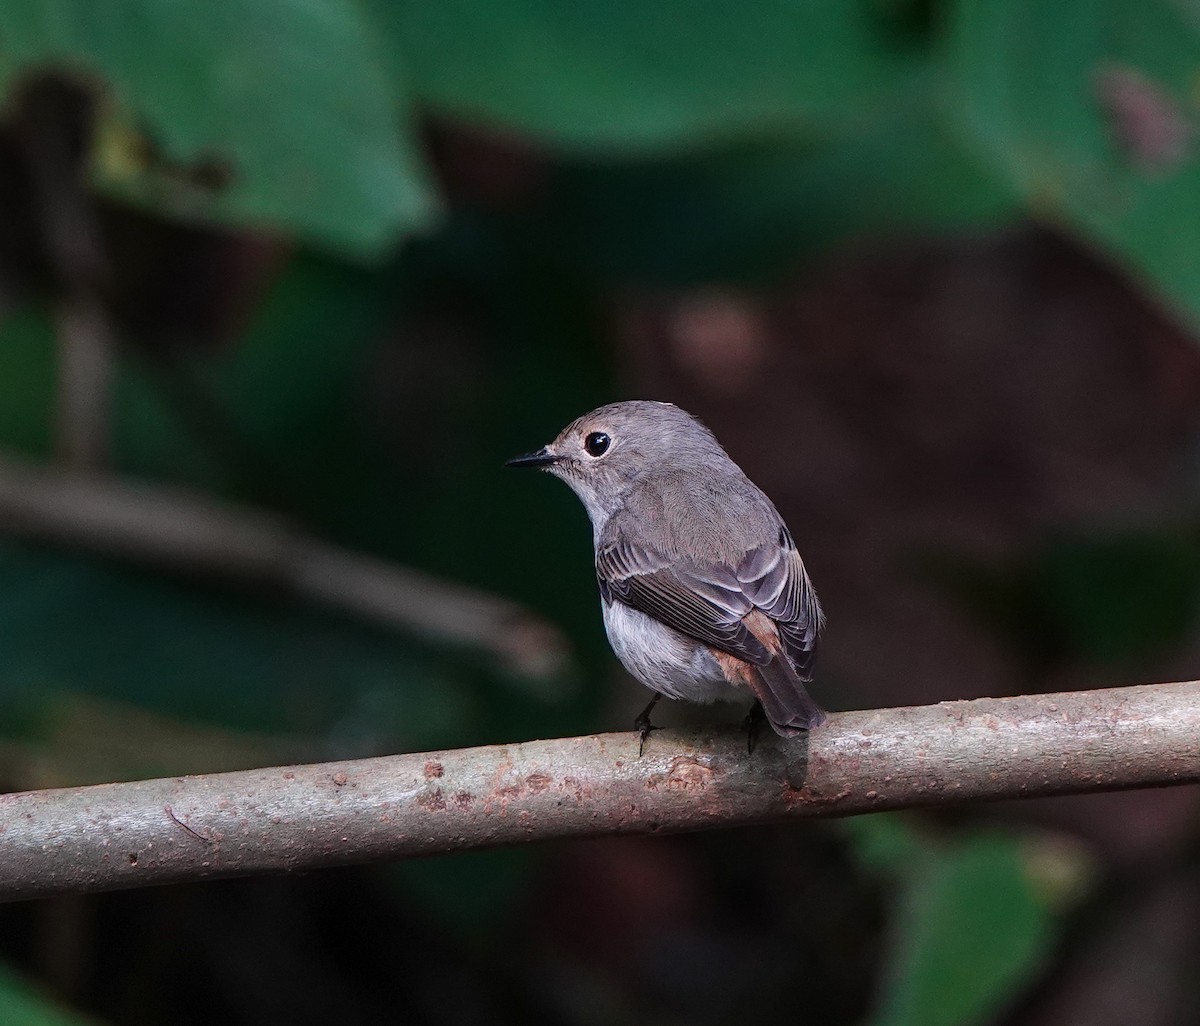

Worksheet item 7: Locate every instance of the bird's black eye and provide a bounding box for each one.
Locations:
[584,431,611,457]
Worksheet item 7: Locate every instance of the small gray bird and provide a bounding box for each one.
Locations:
[507,400,825,749]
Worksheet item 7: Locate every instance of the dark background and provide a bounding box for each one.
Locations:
[2,2,1200,1024]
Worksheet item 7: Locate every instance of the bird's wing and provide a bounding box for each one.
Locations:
[736,532,823,679]
[596,528,821,675]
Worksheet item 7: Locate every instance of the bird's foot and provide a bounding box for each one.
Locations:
[743,701,767,755]
[634,694,662,757]
[635,719,660,758]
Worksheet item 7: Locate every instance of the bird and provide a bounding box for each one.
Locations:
[507,400,825,751]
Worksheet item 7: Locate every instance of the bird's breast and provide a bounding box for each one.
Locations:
[601,600,734,704]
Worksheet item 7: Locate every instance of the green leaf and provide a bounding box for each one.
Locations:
[1036,530,1200,666]
[870,834,1058,1026]
[0,543,475,751]
[841,813,929,876]
[921,526,1200,669]
[390,847,540,937]
[0,693,291,789]
[946,0,1200,328]
[112,253,394,503]
[0,0,437,255]
[548,77,1018,283]
[0,961,98,1026]
[377,0,916,150]
[218,255,390,450]
[0,306,56,458]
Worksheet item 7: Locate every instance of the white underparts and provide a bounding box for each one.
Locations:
[602,600,741,704]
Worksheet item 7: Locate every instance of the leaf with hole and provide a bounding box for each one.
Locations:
[0,0,437,255]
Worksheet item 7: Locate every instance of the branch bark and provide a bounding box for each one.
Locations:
[2,680,1198,903]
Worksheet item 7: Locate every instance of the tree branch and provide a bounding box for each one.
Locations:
[15,78,117,472]
[53,297,116,472]
[2,680,1197,903]
[0,451,568,680]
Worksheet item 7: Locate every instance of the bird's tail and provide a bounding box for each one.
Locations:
[750,656,826,736]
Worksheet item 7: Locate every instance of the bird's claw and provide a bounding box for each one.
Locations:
[635,719,660,758]
[634,693,662,757]
[743,701,767,755]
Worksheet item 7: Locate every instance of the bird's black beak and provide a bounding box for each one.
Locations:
[505,446,560,468]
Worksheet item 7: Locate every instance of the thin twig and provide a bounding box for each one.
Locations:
[164,804,213,845]
[13,78,116,471]
[2,681,1197,903]
[53,297,116,471]
[0,451,569,679]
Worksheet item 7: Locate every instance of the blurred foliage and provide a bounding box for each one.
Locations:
[1,0,436,253]
[3,0,1198,325]
[544,90,1018,285]
[876,836,1053,1026]
[927,527,1200,670]
[371,1,912,148]
[0,963,94,1026]
[0,692,291,789]
[849,816,1091,1026]
[949,0,1200,324]
[0,543,483,752]
[0,2,1197,1025]
[0,306,54,456]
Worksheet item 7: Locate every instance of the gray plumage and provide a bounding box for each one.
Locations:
[508,400,825,736]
